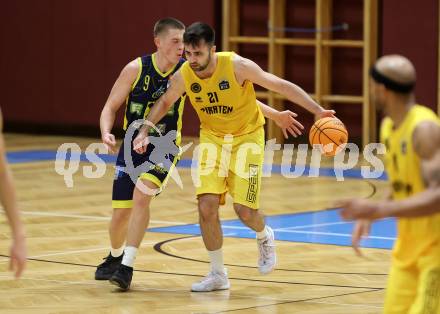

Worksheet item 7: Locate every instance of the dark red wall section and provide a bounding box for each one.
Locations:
[382,0,438,111]
[0,1,438,139]
[0,0,214,136]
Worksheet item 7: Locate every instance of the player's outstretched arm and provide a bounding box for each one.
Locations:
[234,55,335,119]
[257,100,304,138]
[0,109,26,278]
[100,59,139,154]
[133,70,185,154]
[340,121,440,220]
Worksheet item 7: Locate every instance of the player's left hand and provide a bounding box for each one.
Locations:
[338,198,386,220]
[275,110,304,138]
[133,132,149,154]
[351,219,371,257]
[10,234,26,279]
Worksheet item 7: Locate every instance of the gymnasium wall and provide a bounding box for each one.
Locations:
[0,0,438,140]
[0,0,216,137]
[238,0,439,143]
[245,0,364,143]
[382,0,438,112]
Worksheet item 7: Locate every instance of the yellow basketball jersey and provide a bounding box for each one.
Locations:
[180,52,265,136]
[380,104,440,266]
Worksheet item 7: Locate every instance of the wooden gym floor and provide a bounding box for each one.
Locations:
[0,134,391,313]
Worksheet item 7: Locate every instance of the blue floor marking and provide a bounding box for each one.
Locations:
[6,150,387,180]
[6,150,117,164]
[149,209,396,249]
[7,150,58,163]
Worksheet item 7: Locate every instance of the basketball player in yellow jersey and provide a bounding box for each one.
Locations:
[340,55,440,314]
[134,22,335,292]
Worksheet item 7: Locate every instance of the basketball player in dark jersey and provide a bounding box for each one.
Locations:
[95,18,186,286]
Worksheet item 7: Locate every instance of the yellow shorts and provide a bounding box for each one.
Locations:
[195,127,264,209]
[383,241,440,314]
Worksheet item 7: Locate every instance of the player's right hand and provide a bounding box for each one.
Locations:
[133,132,149,154]
[351,219,371,257]
[315,109,336,120]
[102,133,117,154]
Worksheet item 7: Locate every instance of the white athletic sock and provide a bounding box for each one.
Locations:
[256,225,269,240]
[208,249,224,274]
[121,246,138,267]
[110,246,124,258]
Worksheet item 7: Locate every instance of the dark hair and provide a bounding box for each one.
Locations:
[183,22,215,47]
[370,66,415,93]
[153,18,185,37]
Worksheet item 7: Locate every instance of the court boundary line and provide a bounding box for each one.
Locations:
[1,209,188,226]
[0,241,158,265]
[215,288,382,313]
[153,236,389,276]
[0,253,386,290]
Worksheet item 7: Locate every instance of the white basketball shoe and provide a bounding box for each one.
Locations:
[257,226,277,274]
[191,268,230,292]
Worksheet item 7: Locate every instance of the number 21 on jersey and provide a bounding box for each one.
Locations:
[207,92,219,103]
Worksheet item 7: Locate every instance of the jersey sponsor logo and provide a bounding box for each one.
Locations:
[149,123,166,135]
[219,80,230,90]
[200,105,233,115]
[152,85,166,99]
[130,102,144,115]
[191,83,202,93]
[246,164,259,203]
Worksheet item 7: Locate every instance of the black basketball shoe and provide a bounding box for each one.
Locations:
[109,264,133,291]
[94,253,123,280]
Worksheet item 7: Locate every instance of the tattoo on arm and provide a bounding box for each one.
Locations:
[421,148,440,188]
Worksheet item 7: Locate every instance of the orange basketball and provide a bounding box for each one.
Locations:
[309,117,348,156]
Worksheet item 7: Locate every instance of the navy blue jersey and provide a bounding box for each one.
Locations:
[112,54,185,203]
[123,54,185,143]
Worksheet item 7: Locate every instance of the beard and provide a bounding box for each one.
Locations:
[190,52,211,72]
[371,93,385,114]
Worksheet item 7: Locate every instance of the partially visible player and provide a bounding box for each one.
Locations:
[0,108,27,278]
[340,55,440,314]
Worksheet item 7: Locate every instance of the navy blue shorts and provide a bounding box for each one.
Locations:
[111,138,179,208]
